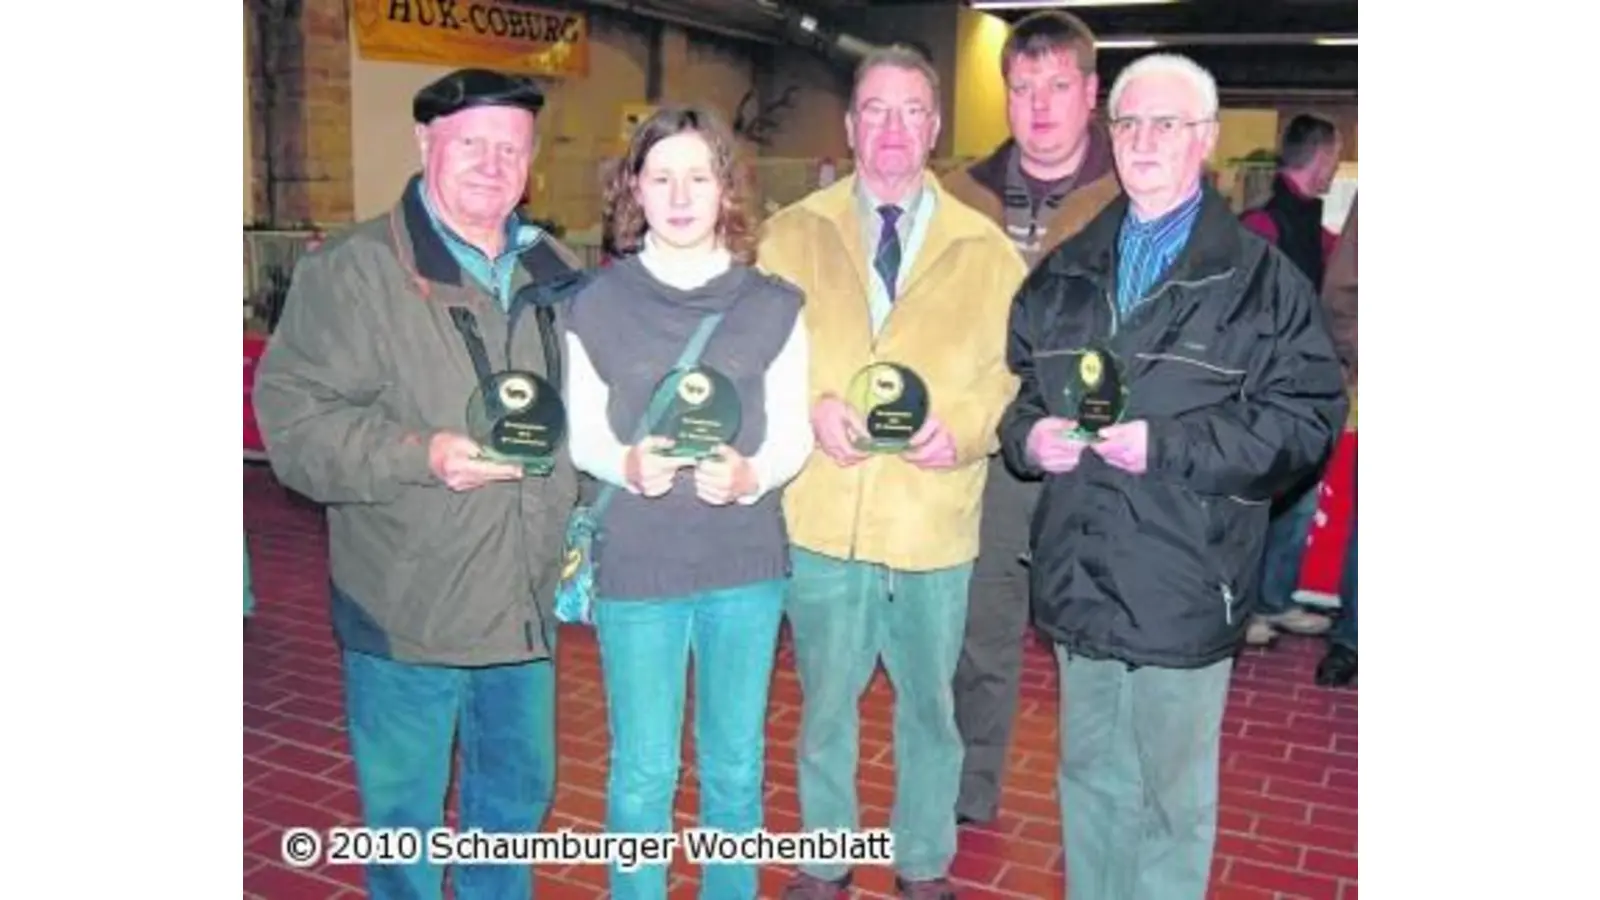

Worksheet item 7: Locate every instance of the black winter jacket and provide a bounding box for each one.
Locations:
[998,187,1348,669]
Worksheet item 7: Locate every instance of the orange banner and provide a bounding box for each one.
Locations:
[352,0,589,78]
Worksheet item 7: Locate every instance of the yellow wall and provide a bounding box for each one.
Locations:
[952,8,1009,160]
[1211,108,1279,166]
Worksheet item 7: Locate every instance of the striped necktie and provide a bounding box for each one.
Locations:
[874,204,903,300]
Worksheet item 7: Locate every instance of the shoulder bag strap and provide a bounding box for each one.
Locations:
[589,311,727,521]
[447,307,496,385]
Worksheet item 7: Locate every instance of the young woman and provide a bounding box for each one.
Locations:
[565,105,812,900]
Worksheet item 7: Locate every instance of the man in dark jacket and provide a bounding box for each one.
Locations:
[1240,114,1342,291]
[939,8,1122,828]
[998,54,1346,900]
[254,69,584,900]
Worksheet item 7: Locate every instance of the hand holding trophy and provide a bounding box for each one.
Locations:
[1061,346,1126,442]
[465,370,567,476]
[651,365,742,461]
[845,362,930,453]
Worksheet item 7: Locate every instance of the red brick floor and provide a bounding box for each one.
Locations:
[244,465,1357,899]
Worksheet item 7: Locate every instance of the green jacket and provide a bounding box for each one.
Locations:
[253,177,583,666]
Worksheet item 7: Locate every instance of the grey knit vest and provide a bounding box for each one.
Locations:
[567,256,803,600]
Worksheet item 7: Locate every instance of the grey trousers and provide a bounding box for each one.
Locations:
[953,461,1037,821]
[1057,647,1234,900]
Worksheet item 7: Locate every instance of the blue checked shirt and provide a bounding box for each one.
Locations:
[1116,188,1203,319]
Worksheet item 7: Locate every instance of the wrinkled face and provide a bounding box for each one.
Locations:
[1006,50,1098,171]
[1109,72,1217,214]
[1305,137,1343,195]
[846,64,941,184]
[416,105,537,231]
[633,130,723,253]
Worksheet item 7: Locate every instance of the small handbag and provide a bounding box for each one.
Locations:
[554,311,728,626]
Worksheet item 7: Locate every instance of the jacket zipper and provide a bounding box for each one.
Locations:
[501,283,552,654]
[845,239,899,563]
[1106,269,1247,628]
[451,299,547,653]
[847,314,880,563]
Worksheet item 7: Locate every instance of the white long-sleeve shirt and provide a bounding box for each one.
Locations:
[565,237,813,505]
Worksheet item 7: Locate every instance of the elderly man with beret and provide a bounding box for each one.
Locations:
[254,68,586,900]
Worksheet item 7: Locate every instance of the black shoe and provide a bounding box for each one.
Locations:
[781,872,851,899]
[1315,645,1357,687]
[896,876,957,899]
[956,809,992,826]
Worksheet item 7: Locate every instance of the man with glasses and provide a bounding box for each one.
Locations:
[999,54,1347,899]
[760,45,1028,900]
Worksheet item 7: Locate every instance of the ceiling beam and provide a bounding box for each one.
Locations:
[979,0,1358,38]
[1093,44,1357,93]
[584,0,783,44]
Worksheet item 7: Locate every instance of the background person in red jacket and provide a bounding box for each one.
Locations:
[1240,114,1341,284]
[1239,113,1344,646]
[1316,195,1358,687]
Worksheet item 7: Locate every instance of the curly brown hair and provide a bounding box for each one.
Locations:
[601,104,758,265]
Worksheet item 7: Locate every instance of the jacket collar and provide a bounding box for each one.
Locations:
[1047,181,1241,285]
[1271,171,1320,204]
[795,172,999,298]
[966,123,1116,199]
[389,173,581,303]
[396,173,467,287]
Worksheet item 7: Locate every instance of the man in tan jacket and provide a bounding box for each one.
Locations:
[939,9,1121,827]
[759,46,1028,900]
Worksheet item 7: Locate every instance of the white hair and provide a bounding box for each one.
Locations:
[1108,53,1219,119]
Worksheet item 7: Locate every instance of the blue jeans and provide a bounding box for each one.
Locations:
[785,548,972,883]
[1257,482,1319,615]
[342,649,556,900]
[594,580,787,900]
[1057,648,1233,900]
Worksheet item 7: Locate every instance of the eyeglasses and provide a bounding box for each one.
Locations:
[855,102,933,128]
[1108,116,1215,141]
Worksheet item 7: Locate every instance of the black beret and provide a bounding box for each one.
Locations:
[412,68,546,125]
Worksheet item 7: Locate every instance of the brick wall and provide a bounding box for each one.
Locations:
[246,0,354,227]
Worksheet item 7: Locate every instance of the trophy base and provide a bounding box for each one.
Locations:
[660,443,720,461]
[854,437,911,454]
[473,450,552,477]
